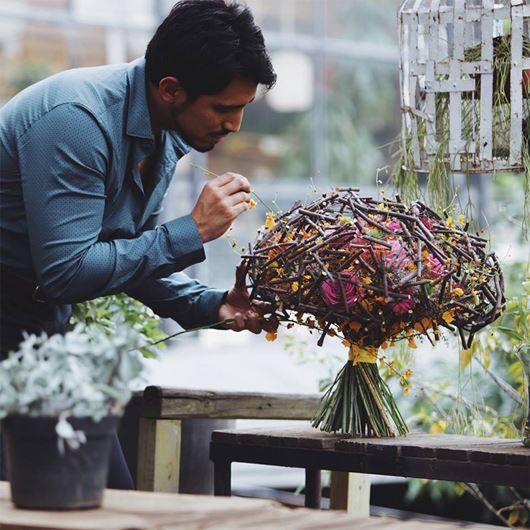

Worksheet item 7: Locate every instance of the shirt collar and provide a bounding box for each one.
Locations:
[126,57,192,158]
[126,57,153,140]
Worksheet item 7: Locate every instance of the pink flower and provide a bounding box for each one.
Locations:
[420,216,434,230]
[424,253,445,277]
[391,297,414,315]
[386,240,412,269]
[321,272,364,309]
[387,220,401,232]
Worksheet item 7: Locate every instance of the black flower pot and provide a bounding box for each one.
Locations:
[2,414,119,510]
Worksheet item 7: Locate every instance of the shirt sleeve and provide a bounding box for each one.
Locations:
[17,103,206,303]
[126,273,227,329]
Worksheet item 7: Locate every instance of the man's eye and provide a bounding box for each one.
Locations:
[215,107,231,113]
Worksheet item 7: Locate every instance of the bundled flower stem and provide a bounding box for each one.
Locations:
[243,188,505,437]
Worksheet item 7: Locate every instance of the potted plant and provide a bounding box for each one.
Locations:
[0,323,150,510]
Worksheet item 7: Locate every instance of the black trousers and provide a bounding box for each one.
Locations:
[0,265,134,489]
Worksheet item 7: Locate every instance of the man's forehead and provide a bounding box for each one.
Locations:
[210,78,258,105]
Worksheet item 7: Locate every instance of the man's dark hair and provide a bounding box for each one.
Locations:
[145,0,276,100]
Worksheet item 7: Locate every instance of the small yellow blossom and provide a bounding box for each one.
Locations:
[442,310,455,324]
[408,338,417,349]
[446,216,455,228]
[248,198,257,209]
[452,287,464,297]
[265,212,275,229]
[265,331,277,342]
[403,386,411,396]
[404,369,413,378]
[291,281,299,293]
[457,214,466,225]
[429,420,448,434]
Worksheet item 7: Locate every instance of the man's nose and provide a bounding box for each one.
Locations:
[223,109,244,133]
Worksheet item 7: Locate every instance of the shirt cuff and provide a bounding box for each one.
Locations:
[163,214,205,269]
[196,289,228,327]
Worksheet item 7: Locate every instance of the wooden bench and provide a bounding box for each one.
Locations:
[210,426,530,509]
[135,386,370,512]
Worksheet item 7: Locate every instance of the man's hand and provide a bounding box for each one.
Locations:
[191,172,251,243]
[218,264,262,333]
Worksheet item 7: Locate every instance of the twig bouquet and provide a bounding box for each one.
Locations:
[241,188,505,437]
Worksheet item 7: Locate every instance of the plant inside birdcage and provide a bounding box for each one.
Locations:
[396,10,530,237]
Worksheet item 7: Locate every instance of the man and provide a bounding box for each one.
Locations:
[0,0,276,487]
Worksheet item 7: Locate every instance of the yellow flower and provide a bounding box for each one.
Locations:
[291,281,299,293]
[408,338,417,349]
[457,214,466,225]
[265,212,275,229]
[452,287,464,297]
[429,420,448,434]
[265,331,277,342]
[442,310,455,324]
[248,198,257,209]
[404,369,413,378]
[361,277,372,285]
[403,386,411,396]
[446,216,454,228]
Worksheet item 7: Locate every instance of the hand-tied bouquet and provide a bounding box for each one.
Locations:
[241,188,505,437]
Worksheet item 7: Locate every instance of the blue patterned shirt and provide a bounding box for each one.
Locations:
[0,58,225,328]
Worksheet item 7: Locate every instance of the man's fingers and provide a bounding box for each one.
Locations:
[231,201,249,217]
[231,312,246,331]
[228,191,251,207]
[244,312,262,334]
[219,173,251,195]
[211,172,237,187]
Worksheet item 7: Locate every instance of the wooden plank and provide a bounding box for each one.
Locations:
[510,3,524,164]
[479,0,494,167]
[136,418,181,492]
[0,481,498,530]
[212,427,346,450]
[329,471,370,515]
[142,386,320,420]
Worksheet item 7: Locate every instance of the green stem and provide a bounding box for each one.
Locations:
[148,318,236,348]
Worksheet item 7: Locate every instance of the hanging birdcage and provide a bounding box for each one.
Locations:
[398,0,530,174]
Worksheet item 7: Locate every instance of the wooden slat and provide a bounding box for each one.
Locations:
[329,471,370,515]
[141,386,320,420]
[137,418,181,492]
[0,481,500,530]
[212,427,345,450]
[510,2,524,164]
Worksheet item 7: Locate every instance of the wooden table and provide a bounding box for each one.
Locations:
[0,481,493,530]
[210,427,530,507]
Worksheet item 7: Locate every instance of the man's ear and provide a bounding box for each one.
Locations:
[158,76,187,105]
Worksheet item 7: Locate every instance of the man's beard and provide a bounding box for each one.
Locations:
[170,105,216,152]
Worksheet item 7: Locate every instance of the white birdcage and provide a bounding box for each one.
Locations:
[398,0,530,174]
